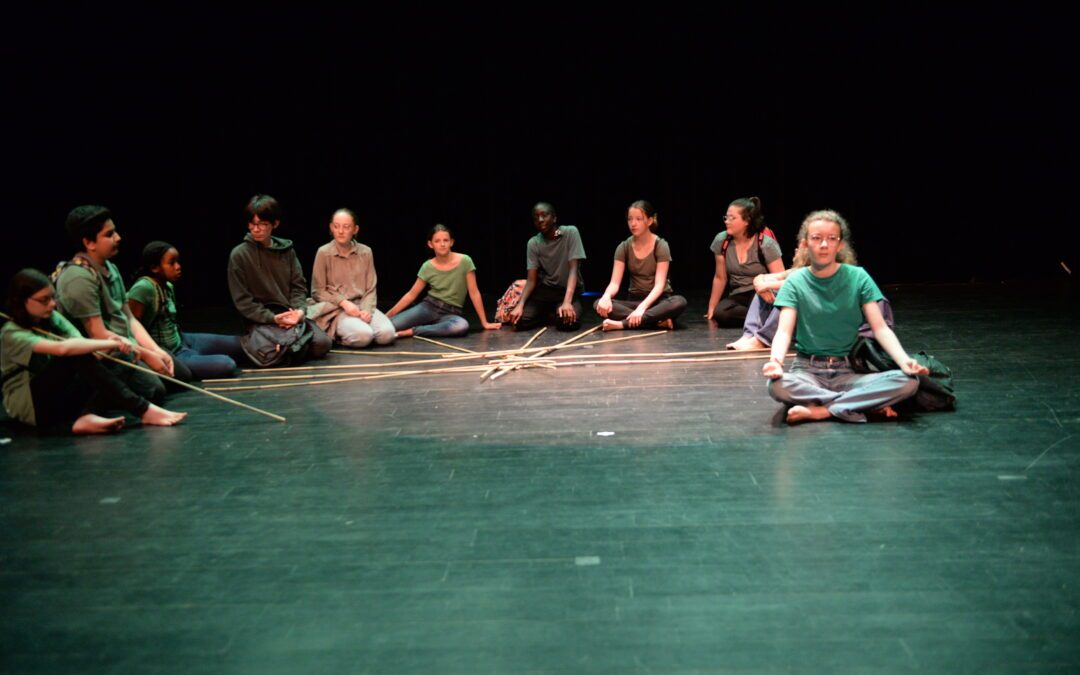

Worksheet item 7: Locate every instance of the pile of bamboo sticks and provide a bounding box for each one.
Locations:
[203,326,782,393]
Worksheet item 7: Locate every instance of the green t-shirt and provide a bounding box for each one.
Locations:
[55,256,131,339]
[773,264,884,356]
[128,277,182,353]
[1,312,82,425]
[418,254,475,308]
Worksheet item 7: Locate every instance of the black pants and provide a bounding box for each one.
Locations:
[596,292,687,327]
[514,285,583,332]
[711,290,756,328]
[30,354,152,434]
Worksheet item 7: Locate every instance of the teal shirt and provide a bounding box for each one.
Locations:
[773,264,884,356]
[128,277,182,353]
[419,254,475,308]
[1,312,82,425]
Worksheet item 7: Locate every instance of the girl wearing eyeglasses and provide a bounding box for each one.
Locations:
[706,197,785,328]
[1,269,187,434]
[762,210,927,424]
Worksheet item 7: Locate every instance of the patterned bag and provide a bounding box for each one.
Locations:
[494,279,526,322]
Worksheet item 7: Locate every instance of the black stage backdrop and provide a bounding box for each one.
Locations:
[5,5,1077,309]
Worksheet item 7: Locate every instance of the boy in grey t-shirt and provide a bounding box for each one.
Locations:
[508,202,587,331]
[54,205,173,404]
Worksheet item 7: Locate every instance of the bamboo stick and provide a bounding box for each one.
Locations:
[0,312,286,422]
[489,324,603,381]
[412,335,477,354]
[207,347,782,392]
[207,363,491,392]
[442,328,669,358]
[480,326,546,380]
[329,349,451,357]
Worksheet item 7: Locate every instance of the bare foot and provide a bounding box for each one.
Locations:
[141,404,187,427]
[396,328,414,338]
[786,405,832,424]
[657,318,675,330]
[726,335,766,351]
[869,405,900,419]
[71,414,125,435]
[601,319,625,332]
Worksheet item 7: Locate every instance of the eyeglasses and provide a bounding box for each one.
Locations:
[249,219,274,230]
[28,293,55,305]
[723,215,741,222]
[808,234,842,245]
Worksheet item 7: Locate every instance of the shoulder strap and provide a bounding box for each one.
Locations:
[51,256,99,284]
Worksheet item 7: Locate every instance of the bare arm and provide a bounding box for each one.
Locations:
[509,268,539,324]
[33,335,131,357]
[385,278,427,318]
[82,314,173,375]
[863,302,928,376]
[626,260,670,327]
[466,270,501,330]
[81,315,125,342]
[763,307,797,379]
[706,254,727,320]
[126,310,174,376]
[128,298,146,322]
[595,260,625,317]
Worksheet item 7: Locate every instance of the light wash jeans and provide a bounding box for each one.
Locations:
[390,297,469,337]
[768,355,918,423]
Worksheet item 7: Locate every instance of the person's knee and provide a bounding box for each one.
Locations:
[892,372,920,398]
[373,329,396,345]
[340,327,374,348]
[670,295,688,312]
[146,375,167,404]
[713,304,745,326]
[310,329,333,358]
[447,317,470,337]
[768,376,797,404]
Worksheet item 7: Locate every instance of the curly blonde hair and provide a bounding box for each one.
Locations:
[791,209,858,268]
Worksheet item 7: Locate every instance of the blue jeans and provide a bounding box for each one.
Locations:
[390,297,470,337]
[174,332,244,380]
[768,355,918,423]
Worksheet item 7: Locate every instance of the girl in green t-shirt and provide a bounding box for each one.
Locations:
[386,224,502,338]
[1,269,186,434]
[128,241,244,381]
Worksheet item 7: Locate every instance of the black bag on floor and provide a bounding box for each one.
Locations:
[240,319,316,368]
[849,337,956,411]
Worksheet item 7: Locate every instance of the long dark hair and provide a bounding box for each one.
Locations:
[729,196,766,236]
[6,268,53,328]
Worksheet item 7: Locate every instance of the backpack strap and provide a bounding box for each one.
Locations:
[721,228,778,266]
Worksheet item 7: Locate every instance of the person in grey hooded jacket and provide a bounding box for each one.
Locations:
[227,194,331,364]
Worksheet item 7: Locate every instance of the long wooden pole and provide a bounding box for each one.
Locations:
[412,335,477,354]
[207,363,491,392]
[489,324,603,381]
[329,349,451,357]
[0,312,286,422]
[480,326,546,380]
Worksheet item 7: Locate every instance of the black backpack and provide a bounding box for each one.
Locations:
[239,304,317,368]
[849,337,956,412]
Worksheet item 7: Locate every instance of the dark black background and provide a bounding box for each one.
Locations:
[6,5,1077,309]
